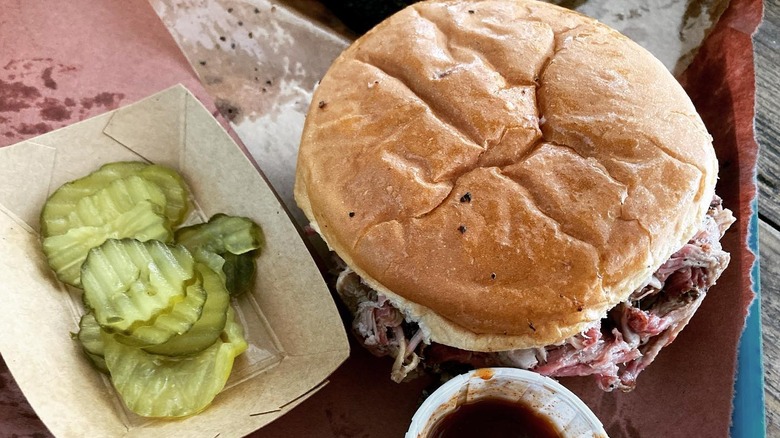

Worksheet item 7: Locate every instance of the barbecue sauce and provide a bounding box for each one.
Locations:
[428,397,562,438]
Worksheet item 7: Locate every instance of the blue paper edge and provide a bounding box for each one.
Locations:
[731,197,766,437]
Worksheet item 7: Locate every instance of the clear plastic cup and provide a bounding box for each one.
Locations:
[405,368,608,438]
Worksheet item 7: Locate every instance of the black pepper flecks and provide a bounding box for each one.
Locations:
[468,9,475,13]
[238,21,243,26]
[266,79,272,85]
[348,211,355,218]
[490,272,496,280]
[528,322,536,331]
[199,61,207,66]
[227,7,233,12]
[577,306,583,312]
[215,99,241,122]
[318,100,327,109]
[262,88,267,93]
[254,7,260,13]
[458,225,467,234]
[219,36,226,42]
[248,32,253,38]
[460,192,472,203]
[231,43,236,49]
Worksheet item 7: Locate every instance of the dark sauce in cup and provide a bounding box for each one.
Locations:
[428,397,562,438]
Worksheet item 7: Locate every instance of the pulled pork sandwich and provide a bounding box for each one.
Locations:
[294,0,734,391]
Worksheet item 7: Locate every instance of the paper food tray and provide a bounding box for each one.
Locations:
[0,84,349,438]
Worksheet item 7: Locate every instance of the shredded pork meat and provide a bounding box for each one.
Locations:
[335,196,735,390]
[336,270,426,382]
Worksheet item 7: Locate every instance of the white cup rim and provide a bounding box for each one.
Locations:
[405,367,607,438]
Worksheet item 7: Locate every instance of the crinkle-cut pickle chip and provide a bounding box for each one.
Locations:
[81,239,195,333]
[42,201,172,287]
[222,251,256,298]
[76,312,109,374]
[133,163,191,227]
[103,307,247,418]
[176,214,263,296]
[192,247,227,277]
[175,214,263,256]
[143,263,230,356]
[191,248,256,298]
[41,161,191,237]
[40,162,147,237]
[113,269,208,348]
[62,175,167,233]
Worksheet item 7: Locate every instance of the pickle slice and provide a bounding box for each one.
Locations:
[175,214,262,296]
[135,165,191,227]
[49,175,167,235]
[86,351,109,374]
[68,175,167,230]
[102,307,247,418]
[113,269,207,347]
[76,312,109,374]
[42,201,172,286]
[81,239,195,333]
[143,263,230,356]
[222,252,256,297]
[41,162,147,237]
[41,161,191,237]
[190,248,226,278]
[41,163,145,235]
[187,241,255,298]
[175,214,263,256]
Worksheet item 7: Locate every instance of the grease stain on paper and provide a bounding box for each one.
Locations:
[79,92,125,110]
[41,67,57,90]
[38,97,71,121]
[151,0,348,124]
[149,0,349,221]
[0,79,41,112]
[0,58,126,145]
[14,122,52,135]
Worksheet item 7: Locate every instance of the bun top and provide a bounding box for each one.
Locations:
[295,0,717,351]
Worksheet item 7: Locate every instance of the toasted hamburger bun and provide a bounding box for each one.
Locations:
[294,0,718,352]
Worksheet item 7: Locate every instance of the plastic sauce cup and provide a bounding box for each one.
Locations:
[405,368,608,438]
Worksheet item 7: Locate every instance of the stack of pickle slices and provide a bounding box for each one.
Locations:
[39,162,263,418]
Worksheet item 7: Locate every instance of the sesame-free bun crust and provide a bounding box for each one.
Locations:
[295,0,718,352]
